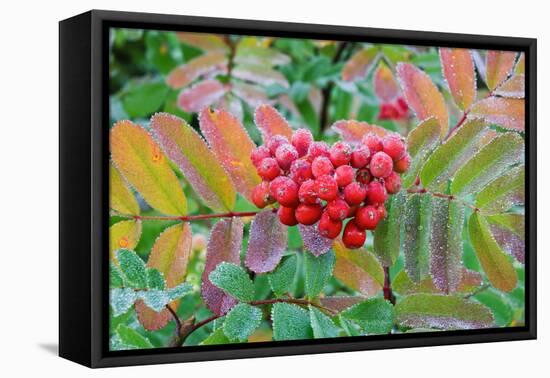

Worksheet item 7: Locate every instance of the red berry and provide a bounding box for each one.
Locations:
[272,177,299,207]
[350,145,371,168]
[362,133,383,153]
[267,135,289,155]
[356,168,372,185]
[311,156,334,178]
[355,205,380,230]
[396,96,408,113]
[307,141,330,161]
[343,182,367,205]
[275,143,299,170]
[335,165,355,187]
[251,146,271,168]
[289,159,313,184]
[394,153,411,173]
[384,171,402,194]
[278,205,298,226]
[342,220,366,249]
[348,204,360,217]
[315,175,339,201]
[326,198,350,221]
[382,134,406,161]
[258,157,281,181]
[269,176,286,198]
[378,103,398,120]
[295,203,323,225]
[367,181,387,204]
[377,204,387,220]
[298,179,319,204]
[291,129,313,157]
[318,212,343,239]
[252,181,273,208]
[370,151,393,178]
[329,141,352,167]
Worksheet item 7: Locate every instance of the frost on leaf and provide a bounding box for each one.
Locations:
[304,251,335,298]
[332,120,389,145]
[340,298,394,334]
[116,324,154,350]
[486,214,525,264]
[110,288,137,317]
[235,45,291,66]
[116,249,147,289]
[402,118,441,188]
[403,194,432,283]
[319,297,365,314]
[272,303,313,341]
[309,306,339,338]
[202,218,243,315]
[485,50,517,91]
[110,163,140,215]
[166,52,228,89]
[469,97,525,132]
[232,82,271,109]
[299,223,333,257]
[209,262,255,302]
[246,209,288,273]
[109,220,142,261]
[199,108,261,202]
[177,79,227,112]
[429,197,464,293]
[476,165,524,214]
[268,254,297,297]
[439,48,476,111]
[374,61,399,102]
[254,104,294,141]
[222,303,263,342]
[151,112,236,212]
[232,63,289,88]
[138,290,170,312]
[374,191,406,267]
[494,75,525,99]
[342,47,378,82]
[392,268,482,296]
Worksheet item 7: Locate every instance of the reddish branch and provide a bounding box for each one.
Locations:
[111,209,271,222]
[407,187,480,212]
[383,267,396,305]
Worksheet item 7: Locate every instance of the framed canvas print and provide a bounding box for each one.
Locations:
[59,10,536,368]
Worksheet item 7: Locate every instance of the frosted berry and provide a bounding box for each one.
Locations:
[318,212,343,239]
[311,156,334,178]
[378,103,399,120]
[394,153,411,173]
[370,151,393,178]
[350,145,370,168]
[326,198,350,221]
[335,165,355,187]
[342,220,366,249]
[267,135,289,155]
[356,168,372,185]
[252,181,273,208]
[343,182,367,205]
[377,204,387,220]
[272,177,299,207]
[295,203,323,225]
[251,145,271,168]
[355,205,380,230]
[329,141,352,167]
[307,141,330,161]
[382,134,406,161]
[298,179,319,204]
[291,129,313,157]
[289,159,313,184]
[362,133,383,153]
[384,171,402,194]
[258,157,281,181]
[278,205,298,226]
[315,175,339,201]
[367,180,387,204]
[275,143,299,171]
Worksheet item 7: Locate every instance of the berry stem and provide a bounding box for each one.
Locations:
[383,266,396,305]
[111,209,273,222]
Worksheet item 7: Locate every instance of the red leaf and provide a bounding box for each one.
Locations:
[439,48,476,111]
[485,51,517,91]
[494,75,525,99]
[176,32,229,53]
[342,47,378,81]
[245,209,288,273]
[332,120,390,144]
[254,104,294,141]
[166,52,227,89]
[397,63,449,137]
[469,97,525,131]
[374,62,399,102]
[177,80,227,113]
[232,64,289,88]
[232,81,271,108]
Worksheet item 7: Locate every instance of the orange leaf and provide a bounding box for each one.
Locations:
[177,79,227,112]
[342,47,378,81]
[485,50,517,91]
[166,52,227,89]
[199,108,261,202]
[374,61,399,102]
[331,120,390,144]
[254,104,293,141]
[514,53,525,75]
[232,82,270,108]
[176,32,229,53]
[439,48,476,111]
[397,63,449,138]
[469,97,525,131]
[494,75,524,99]
[110,120,187,216]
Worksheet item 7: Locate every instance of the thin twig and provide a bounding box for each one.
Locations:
[464,283,490,299]
[250,298,337,316]
[111,209,267,222]
[407,188,480,212]
[383,267,396,305]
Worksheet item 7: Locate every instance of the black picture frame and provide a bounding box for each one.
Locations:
[59,9,537,368]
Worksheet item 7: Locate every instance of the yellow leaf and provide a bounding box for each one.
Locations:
[110,163,140,215]
[109,220,142,261]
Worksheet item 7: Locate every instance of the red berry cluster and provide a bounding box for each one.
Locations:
[251,129,411,249]
[378,96,409,121]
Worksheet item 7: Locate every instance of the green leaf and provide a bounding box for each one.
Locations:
[420,119,486,190]
[116,324,154,349]
[304,251,335,299]
[469,212,518,292]
[340,298,394,334]
[476,165,524,215]
[209,262,255,302]
[110,262,125,288]
[474,289,513,327]
[395,293,494,330]
[167,282,194,301]
[402,118,441,188]
[392,268,482,296]
[268,255,298,297]
[403,193,432,282]
[309,306,339,338]
[296,98,320,137]
[486,214,525,263]
[429,197,465,293]
[122,80,169,118]
[146,268,165,290]
[110,288,136,316]
[272,303,313,341]
[451,133,524,196]
[200,327,231,345]
[374,190,406,266]
[117,249,147,289]
[223,303,263,342]
[138,290,170,312]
